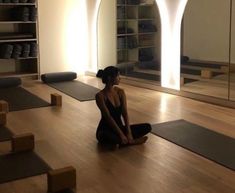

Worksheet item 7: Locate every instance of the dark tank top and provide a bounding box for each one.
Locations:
[97,96,124,131]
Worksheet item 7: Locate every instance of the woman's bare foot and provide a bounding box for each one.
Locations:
[130,136,148,145]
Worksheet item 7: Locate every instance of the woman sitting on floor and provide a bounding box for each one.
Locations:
[95,66,152,146]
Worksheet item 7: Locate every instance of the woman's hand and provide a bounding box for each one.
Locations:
[120,134,128,144]
[127,132,134,144]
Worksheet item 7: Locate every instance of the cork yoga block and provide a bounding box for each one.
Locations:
[0,112,6,125]
[201,69,212,79]
[11,133,35,153]
[51,93,62,106]
[47,166,76,193]
[0,100,9,113]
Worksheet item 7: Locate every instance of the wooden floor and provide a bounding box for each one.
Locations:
[1,75,235,193]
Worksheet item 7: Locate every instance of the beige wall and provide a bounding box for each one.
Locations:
[38,0,97,75]
[38,0,68,74]
[97,0,116,70]
[231,1,235,64]
[183,0,230,62]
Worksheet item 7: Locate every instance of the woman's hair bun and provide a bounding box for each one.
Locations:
[102,66,119,84]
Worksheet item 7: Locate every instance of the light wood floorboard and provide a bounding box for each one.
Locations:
[0,75,235,193]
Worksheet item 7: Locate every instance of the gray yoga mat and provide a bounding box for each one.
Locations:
[48,81,100,101]
[0,125,12,142]
[0,87,50,111]
[151,119,235,171]
[0,151,51,184]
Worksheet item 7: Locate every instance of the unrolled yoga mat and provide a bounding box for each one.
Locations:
[151,119,235,170]
[48,81,100,101]
[0,125,12,142]
[0,87,50,111]
[0,151,51,184]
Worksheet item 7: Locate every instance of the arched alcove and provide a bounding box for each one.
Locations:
[97,0,161,84]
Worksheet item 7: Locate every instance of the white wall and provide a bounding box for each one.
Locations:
[183,0,230,62]
[231,1,235,64]
[97,0,116,70]
[38,0,90,75]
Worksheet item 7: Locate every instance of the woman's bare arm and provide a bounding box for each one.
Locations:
[118,88,132,137]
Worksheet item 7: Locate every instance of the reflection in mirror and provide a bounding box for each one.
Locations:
[98,0,161,84]
[181,0,230,99]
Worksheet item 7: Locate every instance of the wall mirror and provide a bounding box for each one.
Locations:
[181,0,232,100]
[98,0,235,104]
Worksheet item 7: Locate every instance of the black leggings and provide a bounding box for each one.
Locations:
[96,123,152,145]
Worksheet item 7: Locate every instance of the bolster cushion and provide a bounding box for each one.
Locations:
[0,77,21,88]
[41,72,77,83]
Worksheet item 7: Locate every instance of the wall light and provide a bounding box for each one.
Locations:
[86,0,102,73]
[64,0,88,74]
[155,0,188,90]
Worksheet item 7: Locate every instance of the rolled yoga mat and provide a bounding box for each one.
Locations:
[151,119,235,171]
[41,72,77,83]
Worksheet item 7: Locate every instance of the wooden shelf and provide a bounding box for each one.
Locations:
[117,33,137,36]
[138,18,155,21]
[138,45,156,49]
[139,31,157,34]
[0,72,38,78]
[0,57,37,60]
[117,19,137,21]
[0,3,36,6]
[0,21,36,24]
[0,38,36,43]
